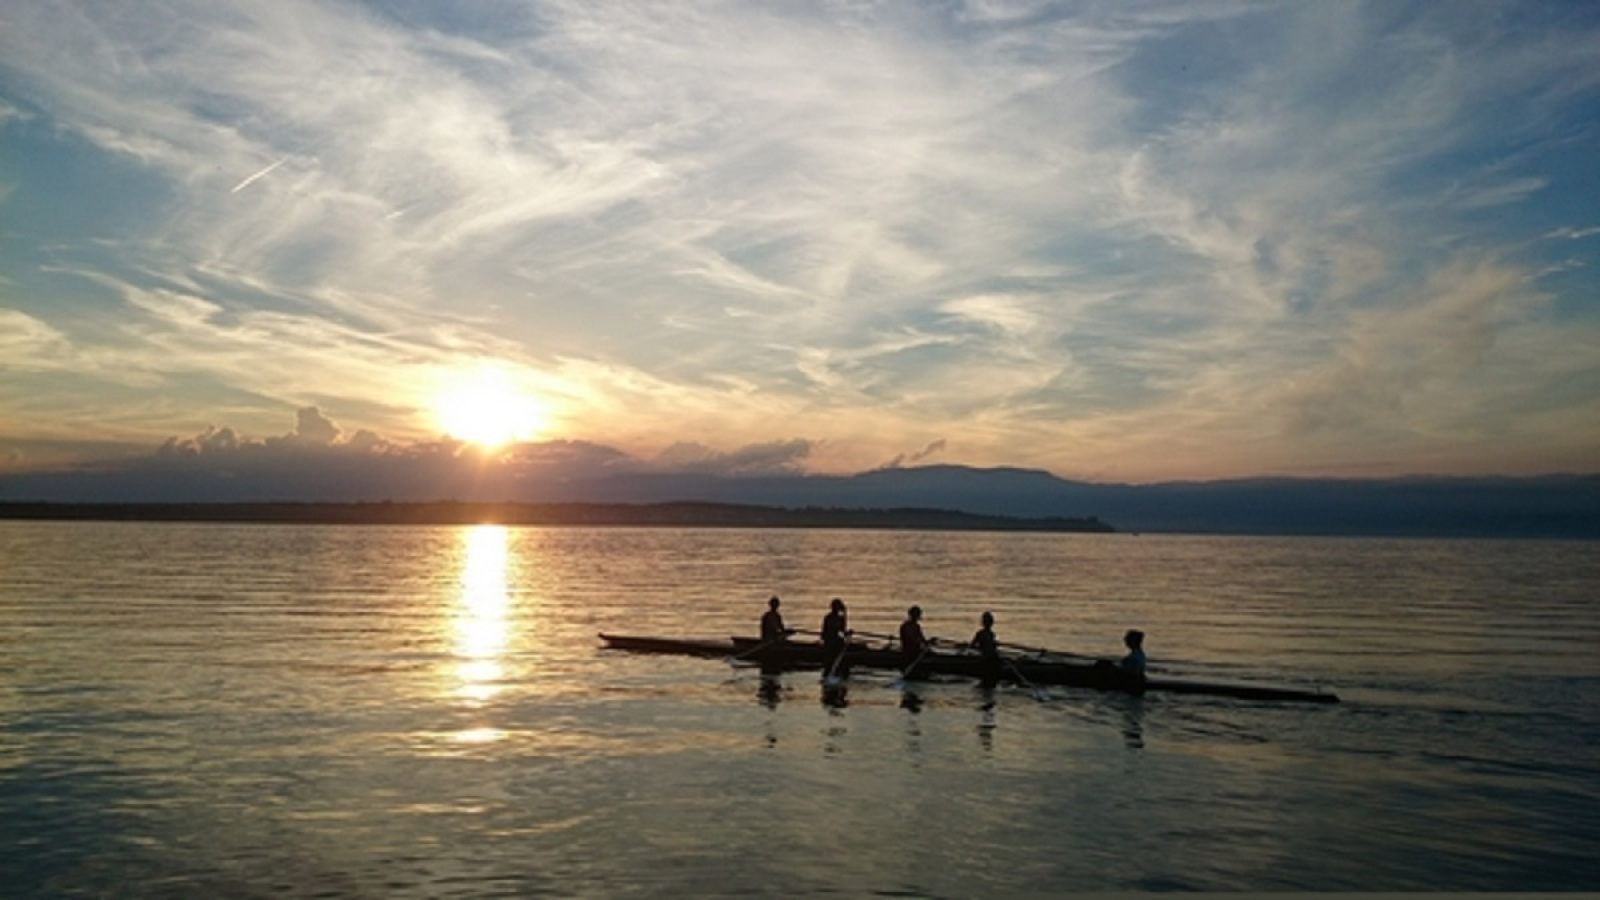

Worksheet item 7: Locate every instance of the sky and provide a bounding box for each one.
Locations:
[2,0,1599,492]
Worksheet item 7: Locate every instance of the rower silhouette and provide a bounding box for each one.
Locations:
[898,605,929,676]
[969,611,1002,687]
[820,598,851,681]
[760,595,794,644]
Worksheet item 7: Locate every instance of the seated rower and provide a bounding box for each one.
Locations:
[760,595,794,644]
[821,598,850,652]
[821,598,852,678]
[898,605,929,671]
[970,611,1002,686]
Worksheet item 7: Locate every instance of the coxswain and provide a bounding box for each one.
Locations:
[1119,629,1147,681]
[760,596,793,644]
[898,605,929,671]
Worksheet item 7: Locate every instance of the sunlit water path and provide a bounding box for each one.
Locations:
[2,522,1596,894]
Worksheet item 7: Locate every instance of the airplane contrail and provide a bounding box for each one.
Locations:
[231,156,288,193]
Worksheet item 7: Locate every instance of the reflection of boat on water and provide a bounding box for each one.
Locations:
[757,673,784,709]
[598,633,1339,704]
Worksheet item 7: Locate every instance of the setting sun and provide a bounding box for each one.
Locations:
[432,365,547,448]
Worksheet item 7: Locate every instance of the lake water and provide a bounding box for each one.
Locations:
[2,522,1596,895]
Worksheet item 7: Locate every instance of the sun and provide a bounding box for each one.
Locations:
[432,365,547,448]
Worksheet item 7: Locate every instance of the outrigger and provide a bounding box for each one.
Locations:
[598,632,1339,704]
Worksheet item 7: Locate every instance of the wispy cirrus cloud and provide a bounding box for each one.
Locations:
[2,0,1597,484]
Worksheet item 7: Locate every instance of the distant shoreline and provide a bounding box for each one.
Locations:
[0,501,1116,533]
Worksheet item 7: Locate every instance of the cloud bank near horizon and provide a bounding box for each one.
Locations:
[5,406,1598,542]
[0,407,838,502]
[3,1,1599,483]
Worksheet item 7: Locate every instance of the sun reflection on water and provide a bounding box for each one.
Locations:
[453,526,511,707]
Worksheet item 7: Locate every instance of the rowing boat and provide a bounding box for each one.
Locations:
[597,633,1339,704]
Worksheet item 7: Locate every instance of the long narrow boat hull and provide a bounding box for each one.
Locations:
[598,634,1338,704]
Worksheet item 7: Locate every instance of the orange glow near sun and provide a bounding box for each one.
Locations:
[432,365,547,448]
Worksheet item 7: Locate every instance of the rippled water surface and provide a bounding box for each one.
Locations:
[2,522,1597,895]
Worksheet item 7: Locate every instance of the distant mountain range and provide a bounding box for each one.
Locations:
[0,500,1113,532]
[4,462,1596,538]
[551,466,1600,539]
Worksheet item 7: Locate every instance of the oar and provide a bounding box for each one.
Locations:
[822,641,850,686]
[890,644,932,690]
[799,627,894,651]
[1003,656,1051,702]
[930,634,1050,700]
[995,638,1100,662]
[724,633,791,667]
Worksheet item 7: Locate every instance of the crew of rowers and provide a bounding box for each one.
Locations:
[759,595,1147,681]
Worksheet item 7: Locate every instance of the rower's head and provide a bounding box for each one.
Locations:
[1124,629,1144,649]
[981,611,994,627]
[768,596,780,610]
[830,597,845,613]
[907,605,922,620]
